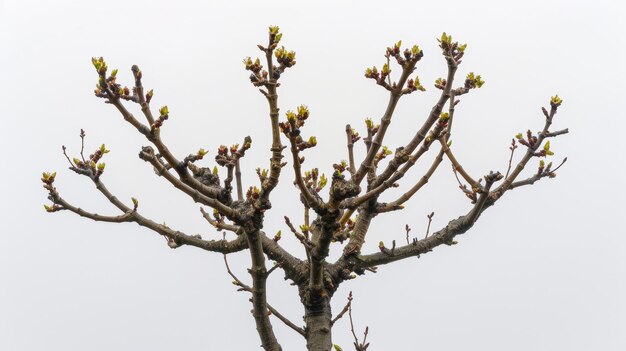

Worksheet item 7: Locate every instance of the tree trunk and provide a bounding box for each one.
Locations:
[304,296,333,351]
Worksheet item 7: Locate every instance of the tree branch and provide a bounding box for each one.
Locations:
[244,229,283,351]
[223,244,305,337]
[352,58,417,185]
[343,171,501,269]
[138,146,237,218]
[46,176,247,253]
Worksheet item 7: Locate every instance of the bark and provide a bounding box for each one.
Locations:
[304,295,333,351]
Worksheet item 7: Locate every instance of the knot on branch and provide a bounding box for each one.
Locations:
[330,178,361,202]
[192,166,221,187]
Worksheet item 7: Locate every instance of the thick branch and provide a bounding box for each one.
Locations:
[259,49,284,204]
[244,229,283,351]
[347,190,495,268]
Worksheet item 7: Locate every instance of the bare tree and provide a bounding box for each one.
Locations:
[41,27,568,351]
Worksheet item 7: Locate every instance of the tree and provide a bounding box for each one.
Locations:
[41,27,568,351]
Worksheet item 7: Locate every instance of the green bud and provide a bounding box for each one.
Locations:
[243,56,253,68]
[551,95,563,105]
[318,174,328,189]
[213,166,219,175]
[97,162,106,171]
[411,45,421,55]
[297,105,309,119]
[131,197,138,207]
[474,75,485,88]
[159,106,169,115]
[198,148,208,156]
[382,63,391,75]
[441,32,451,44]
[110,68,118,77]
[269,26,280,35]
[333,345,343,351]
[308,136,317,146]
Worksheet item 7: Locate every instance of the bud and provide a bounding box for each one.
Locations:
[411,45,421,56]
[297,105,309,119]
[318,174,328,190]
[440,32,451,44]
[382,63,391,75]
[269,26,280,35]
[543,141,554,156]
[146,89,154,103]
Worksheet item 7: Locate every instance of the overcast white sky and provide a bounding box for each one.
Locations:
[1,0,625,350]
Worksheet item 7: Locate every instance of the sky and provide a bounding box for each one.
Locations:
[1,0,625,350]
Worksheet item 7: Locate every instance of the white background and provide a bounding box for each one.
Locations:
[1,0,625,350]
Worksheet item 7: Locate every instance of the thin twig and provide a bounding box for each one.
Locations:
[79,129,87,162]
[504,138,518,179]
[425,212,434,239]
[405,224,411,245]
[331,291,352,326]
